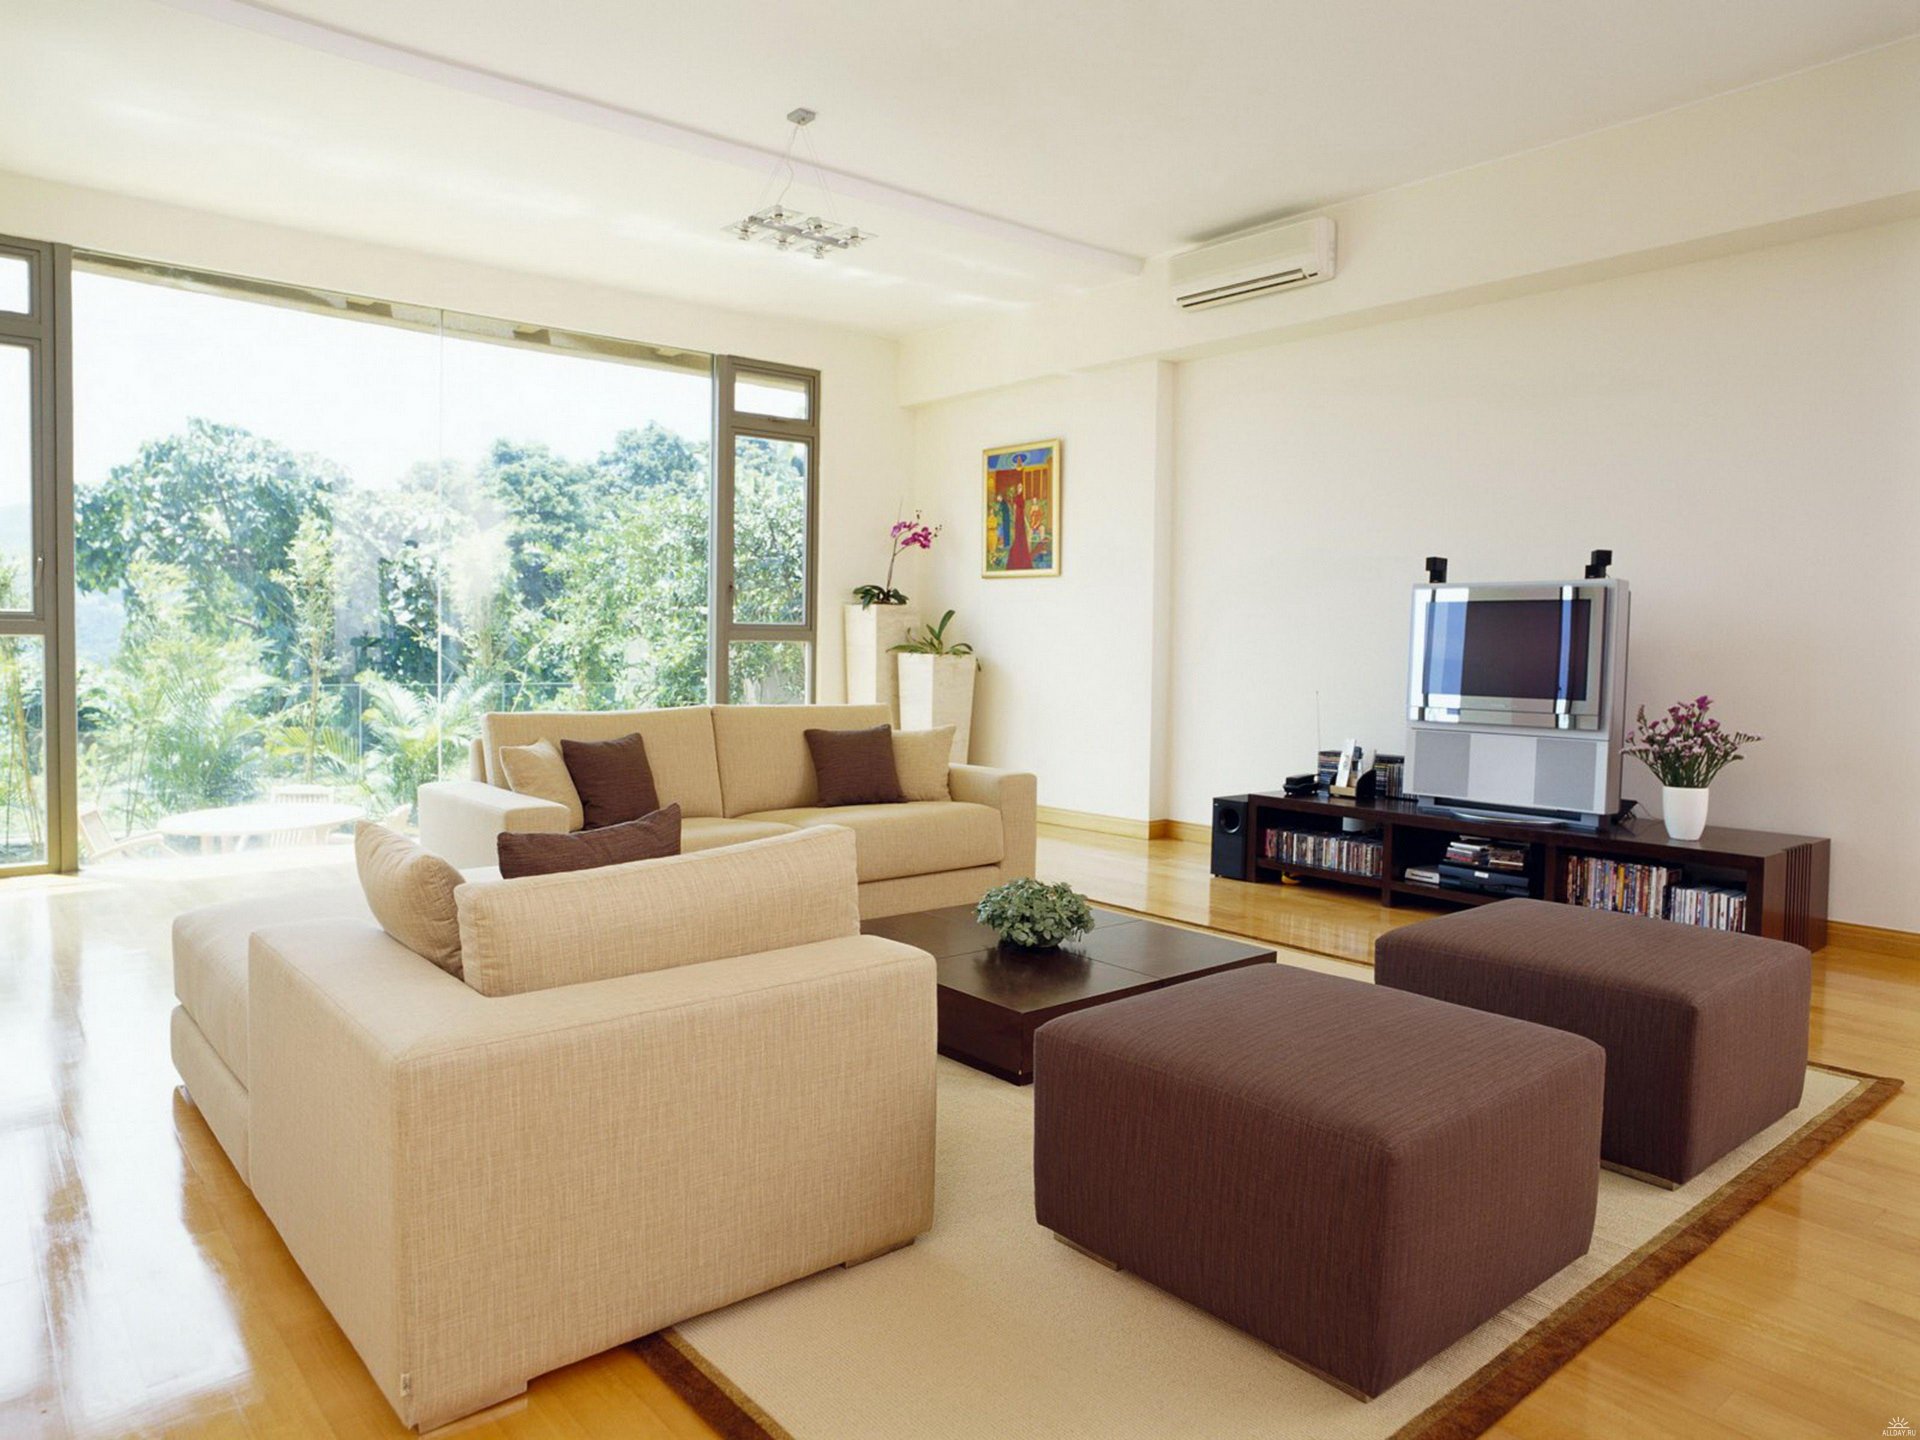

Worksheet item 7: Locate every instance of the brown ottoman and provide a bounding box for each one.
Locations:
[1032,965,1603,1398]
[1375,899,1811,1186]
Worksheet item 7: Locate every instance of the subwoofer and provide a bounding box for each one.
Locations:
[1211,795,1252,880]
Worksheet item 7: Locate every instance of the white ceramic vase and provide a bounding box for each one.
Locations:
[842,603,920,722]
[1661,785,1710,842]
[897,652,976,763]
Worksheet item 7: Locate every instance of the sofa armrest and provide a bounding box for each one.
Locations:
[417,778,569,868]
[247,921,935,1431]
[950,764,1037,879]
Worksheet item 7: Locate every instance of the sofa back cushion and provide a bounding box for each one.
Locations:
[480,705,723,818]
[455,825,861,997]
[711,703,892,816]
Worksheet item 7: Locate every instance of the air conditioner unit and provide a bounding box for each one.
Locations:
[1169,216,1336,311]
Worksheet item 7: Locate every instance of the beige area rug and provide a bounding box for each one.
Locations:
[636,955,1897,1440]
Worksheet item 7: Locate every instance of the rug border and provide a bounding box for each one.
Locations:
[634,1062,1899,1440]
[632,1331,797,1440]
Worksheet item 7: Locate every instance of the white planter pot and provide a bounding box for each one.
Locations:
[897,652,977,763]
[842,603,920,722]
[1661,785,1710,842]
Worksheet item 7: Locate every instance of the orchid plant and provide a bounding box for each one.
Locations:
[1622,696,1760,790]
[852,512,941,607]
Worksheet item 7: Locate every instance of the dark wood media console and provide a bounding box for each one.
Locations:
[1242,792,1830,949]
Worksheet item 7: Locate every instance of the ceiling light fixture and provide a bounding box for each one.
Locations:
[729,108,871,260]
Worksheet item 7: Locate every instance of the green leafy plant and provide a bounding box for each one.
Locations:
[976,878,1095,950]
[889,609,977,662]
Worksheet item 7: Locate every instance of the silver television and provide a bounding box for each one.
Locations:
[1405,579,1630,822]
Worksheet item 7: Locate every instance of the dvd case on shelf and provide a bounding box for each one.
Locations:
[1263,827,1384,879]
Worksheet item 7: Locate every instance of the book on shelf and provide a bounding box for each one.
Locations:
[1264,827,1384,879]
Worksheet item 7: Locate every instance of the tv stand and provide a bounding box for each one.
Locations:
[1243,792,1829,949]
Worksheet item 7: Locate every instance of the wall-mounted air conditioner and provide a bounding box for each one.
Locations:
[1168,216,1336,311]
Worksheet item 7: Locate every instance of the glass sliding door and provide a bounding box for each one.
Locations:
[715,357,819,704]
[0,236,72,875]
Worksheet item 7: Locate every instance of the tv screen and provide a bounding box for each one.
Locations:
[1424,596,1592,703]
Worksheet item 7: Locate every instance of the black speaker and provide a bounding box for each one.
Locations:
[1210,795,1252,880]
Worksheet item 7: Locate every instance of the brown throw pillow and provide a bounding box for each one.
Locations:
[561,731,661,829]
[497,804,682,879]
[805,725,905,807]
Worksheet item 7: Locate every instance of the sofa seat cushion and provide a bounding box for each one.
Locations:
[742,801,1003,883]
[683,817,798,852]
[173,882,369,1086]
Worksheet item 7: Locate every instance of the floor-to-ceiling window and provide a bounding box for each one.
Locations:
[53,254,815,866]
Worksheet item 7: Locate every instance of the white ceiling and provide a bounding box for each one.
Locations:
[2,0,1916,335]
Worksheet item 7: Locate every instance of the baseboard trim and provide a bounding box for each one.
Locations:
[1826,920,1920,961]
[1036,806,1155,839]
[1036,810,1215,845]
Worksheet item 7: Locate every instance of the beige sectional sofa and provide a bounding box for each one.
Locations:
[419,702,1037,918]
[171,826,937,1431]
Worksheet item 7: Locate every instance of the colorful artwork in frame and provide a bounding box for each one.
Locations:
[982,439,1061,578]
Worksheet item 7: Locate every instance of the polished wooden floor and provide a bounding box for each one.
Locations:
[0,830,1912,1438]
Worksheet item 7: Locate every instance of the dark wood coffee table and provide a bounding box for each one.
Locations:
[862,905,1275,1084]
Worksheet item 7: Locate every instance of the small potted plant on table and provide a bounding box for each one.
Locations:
[976,878,1096,952]
[1623,695,1760,841]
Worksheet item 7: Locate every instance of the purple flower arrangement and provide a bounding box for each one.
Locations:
[1622,696,1760,790]
[853,512,942,607]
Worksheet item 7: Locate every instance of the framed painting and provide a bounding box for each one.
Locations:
[982,439,1061,578]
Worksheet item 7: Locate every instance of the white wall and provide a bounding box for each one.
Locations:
[909,361,1172,818]
[910,218,1920,930]
[0,172,911,700]
[1168,219,1920,930]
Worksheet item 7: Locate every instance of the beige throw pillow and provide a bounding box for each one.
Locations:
[498,737,586,832]
[892,726,955,802]
[354,822,466,976]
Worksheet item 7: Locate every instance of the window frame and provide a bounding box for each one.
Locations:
[712,355,821,705]
[0,234,76,876]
